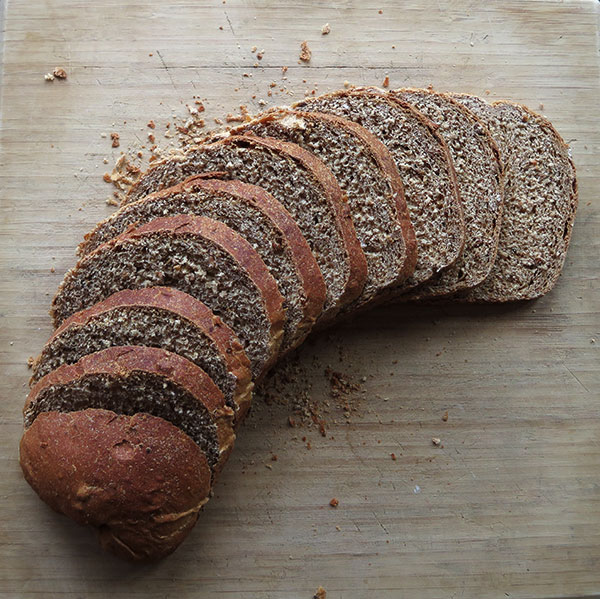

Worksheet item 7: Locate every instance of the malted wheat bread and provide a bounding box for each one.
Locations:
[294,87,464,291]
[126,135,367,320]
[20,409,212,561]
[23,346,235,472]
[52,215,285,378]
[392,88,504,297]
[32,287,253,423]
[79,176,326,351]
[450,95,578,300]
[218,109,417,307]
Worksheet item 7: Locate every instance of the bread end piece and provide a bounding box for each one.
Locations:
[20,409,212,561]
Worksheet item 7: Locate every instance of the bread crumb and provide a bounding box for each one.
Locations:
[378,9,383,14]
[110,132,120,147]
[147,120,155,129]
[343,80,350,88]
[314,587,327,599]
[329,498,339,508]
[256,50,264,60]
[281,65,288,74]
[106,196,119,206]
[442,411,449,422]
[50,266,55,273]
[53,67,67,79]
[321,23,330,35]
[382,75,390,88]
[251,45,257,52]
[299,40,312,62]
[27,356,35,369]
[390,453,397,461]
[44,72,55,81]
[432,437,442,446]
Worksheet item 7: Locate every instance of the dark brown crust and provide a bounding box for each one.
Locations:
[131,214,285,371]
[24,345,235,471]
[229,109,418,286]
[36,287,253,422]
[20,409,212,561]
[220,135,368,314]
[181,176,327,347]
[295,87,465,290]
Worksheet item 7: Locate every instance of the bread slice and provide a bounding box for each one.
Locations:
[20,408,212,561]
[450,95,578,301]
[216,109,417,308]
[79,176,326,352]
[126,135,367,320]
[294,87,464,291]
[23,346,235,472]
[391,88,504,297]
[51,215,285,378]
[32,287,253,424]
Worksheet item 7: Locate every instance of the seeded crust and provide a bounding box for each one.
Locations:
[392,88,504,298]
[450,95,578,301]
[294,87,464,291]
[23,346,235,472]
[221,108,417,308]
[32,287,253,424]
[51,215,285,378]
[20,409,212,561]
[79,176,326,352]
[126,135,368,320]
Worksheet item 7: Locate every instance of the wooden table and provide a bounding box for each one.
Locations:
[1,1,598,597]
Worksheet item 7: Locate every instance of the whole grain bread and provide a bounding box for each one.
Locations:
[20,409,212,561]
[52,215,285,378]
[450,96,578,301]
[32,287,253,423]
[79,176,326,352]
[294,87,464,292]
[24,346,235,472]
[221,108,417,308]
[392,88,504,298]
[125,135,367,320]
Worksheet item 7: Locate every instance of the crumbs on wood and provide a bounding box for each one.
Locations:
[299,41,312,62]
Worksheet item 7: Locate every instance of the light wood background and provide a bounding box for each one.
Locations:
[1,1,598,598]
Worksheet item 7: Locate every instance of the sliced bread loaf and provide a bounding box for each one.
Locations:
[392,88,504,297]
[126,135,367,320]
[78,176,326,352]
[23,346,235,472]
[51,215,285,378]
[218,109,417,307]
[32,287,253,423]
[294,87,464,291]
[450,96,578,301]
[20,408,212,561]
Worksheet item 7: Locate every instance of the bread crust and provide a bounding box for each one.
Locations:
[20,409,212,561]
[35,287,254,423]
[24,345,235,471]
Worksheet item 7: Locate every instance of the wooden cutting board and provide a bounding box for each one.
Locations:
[1,1,598,597]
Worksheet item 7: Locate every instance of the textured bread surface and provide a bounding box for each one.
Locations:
[24,346,235,471]
[294,88,464,291]
[33,287,253,422]
[223,108,417,306]
[393,88,504,297]
[126,135,367,319]
[52,215,285,377]
[450,97,578,301]
[20,409,212,561]
[81,177,325,351]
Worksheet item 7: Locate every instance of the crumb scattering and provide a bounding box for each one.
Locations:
[432,437,442,447]
[382,75,390,88]
[299,40,312,62]
[53,67,67,79]
[321,23,331,35]
[110,132,120,147]
[329,498,339,508]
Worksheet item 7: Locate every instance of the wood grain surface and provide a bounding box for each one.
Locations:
[0,1,598,598]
